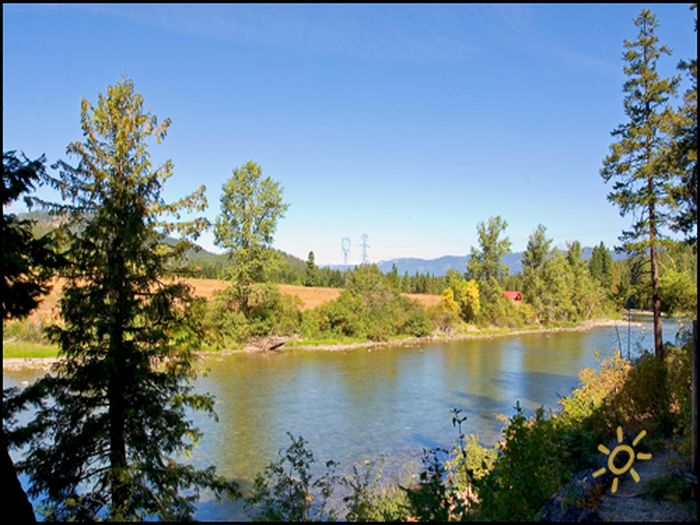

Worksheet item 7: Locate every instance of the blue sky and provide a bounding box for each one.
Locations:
[3,4,696,265]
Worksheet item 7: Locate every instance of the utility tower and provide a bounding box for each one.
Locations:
[360,234,369,264]
[341,237,351,265]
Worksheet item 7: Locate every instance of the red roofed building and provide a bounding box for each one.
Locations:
[503,290,523,302]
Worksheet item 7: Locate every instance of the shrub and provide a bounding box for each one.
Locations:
[203,283,302,347]
[246,433,338,522]
[303,267,435,341]
[477,403,569,521]
[340,460,411,522]
[3,317,51,343]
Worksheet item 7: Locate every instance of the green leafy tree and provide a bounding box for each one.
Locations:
[658,267,697,315]
[540,250,576,325]
[466,216,511,322]
[304,250,318,287]
[601,9,679,359]
[566,241,602,320]
[3,79,237,520]
[214,161,289,315]
[521,224,552,323]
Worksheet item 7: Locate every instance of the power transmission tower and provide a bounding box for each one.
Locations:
[341,237,351,265]
[360,233,369,264]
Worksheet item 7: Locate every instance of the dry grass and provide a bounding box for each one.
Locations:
[28,278,440,319]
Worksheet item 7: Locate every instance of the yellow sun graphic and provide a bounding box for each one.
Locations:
[592,426,652,494]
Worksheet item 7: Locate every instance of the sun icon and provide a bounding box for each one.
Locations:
[592,426,652,494]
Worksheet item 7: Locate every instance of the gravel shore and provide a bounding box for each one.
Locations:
[4,318,637,371]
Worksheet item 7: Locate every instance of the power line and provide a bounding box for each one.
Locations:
[360,233,369,264]
[341,237,351,265]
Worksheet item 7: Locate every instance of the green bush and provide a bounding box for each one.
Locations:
[477,403,569,521]
[203,283,302,347]
[3,317,52,343]
[301,265,435,341]
[340,460,411,522]
[246,433,338,522]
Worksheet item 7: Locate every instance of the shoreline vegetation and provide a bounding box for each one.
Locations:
[3,317,645,371]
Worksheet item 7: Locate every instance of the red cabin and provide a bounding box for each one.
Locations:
[503,290,523,302]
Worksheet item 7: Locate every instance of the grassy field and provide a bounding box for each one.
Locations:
[28,278,441,320]
[3,341,60,358]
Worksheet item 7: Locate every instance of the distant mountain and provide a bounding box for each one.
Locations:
[16,211,305,274]
[18,213,626,278]
[327,247,627,276]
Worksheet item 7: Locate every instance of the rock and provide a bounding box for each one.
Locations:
[245,336,288,352]
[539,468,605,522]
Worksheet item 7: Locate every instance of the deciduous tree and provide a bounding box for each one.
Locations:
[214,161,289,315]
[466,216,511,322]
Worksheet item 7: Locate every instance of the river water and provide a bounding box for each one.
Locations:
[3,317,688,520]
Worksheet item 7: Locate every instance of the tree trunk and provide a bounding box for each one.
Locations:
[1,430,35,522]
[648,197,664,360]
[108,237,128,516]
[109,357,127,516]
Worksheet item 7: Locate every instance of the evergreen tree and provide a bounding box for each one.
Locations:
[4,80,237,520]
[601,9,679,359]
[304,251,318,287]
[2,150,63,523]
[402,271,410,293]
[214,161,289,315]
[588,242,613,290]
[387,263,400,291]
[2,152,62,320]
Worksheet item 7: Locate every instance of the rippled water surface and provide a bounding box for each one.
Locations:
[4,317,687,520]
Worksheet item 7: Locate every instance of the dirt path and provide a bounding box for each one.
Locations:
[540,439,696,522]
[596,443,696,522]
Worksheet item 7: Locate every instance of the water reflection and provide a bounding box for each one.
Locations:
[3,318,682,521]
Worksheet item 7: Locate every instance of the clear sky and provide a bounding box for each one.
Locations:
[3,4,696,265]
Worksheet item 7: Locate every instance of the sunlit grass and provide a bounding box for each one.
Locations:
[3,341,60,358]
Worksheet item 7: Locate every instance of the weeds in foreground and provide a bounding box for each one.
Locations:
[245,336,692,522]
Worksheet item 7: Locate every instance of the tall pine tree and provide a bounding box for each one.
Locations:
[304,250,318,287]
[601,9,679,360]
[4,79,237,520]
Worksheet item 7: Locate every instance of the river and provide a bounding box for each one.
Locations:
[3,317,688,520]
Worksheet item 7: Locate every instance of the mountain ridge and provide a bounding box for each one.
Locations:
[326,247,627,276]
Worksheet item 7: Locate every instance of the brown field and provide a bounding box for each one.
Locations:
[26,278,440,321]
